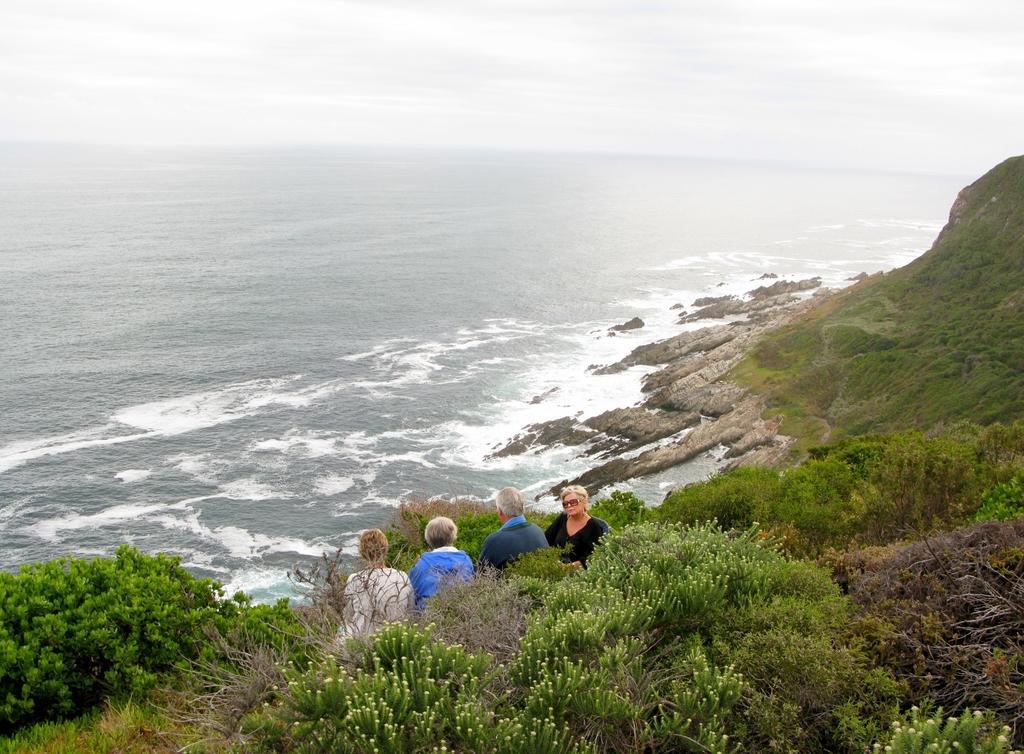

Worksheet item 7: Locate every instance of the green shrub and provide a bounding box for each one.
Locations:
[764,458,864,555]
[656,467,781,530]
[0,700,187,754]
[871,707,1018,754]
[656,427,1024,556]
[973,473,1024,522]
[0,545,246,731]
[589,490,647,529]
[248,623,585,754]
[505,546,573,600]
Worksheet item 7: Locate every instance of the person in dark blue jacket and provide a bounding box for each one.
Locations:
[408,516,474,609]
[479,486,548,570]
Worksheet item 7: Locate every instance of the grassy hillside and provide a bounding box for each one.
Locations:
[733,155,1024,449]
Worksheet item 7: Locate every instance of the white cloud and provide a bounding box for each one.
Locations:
[0,0,1021,173]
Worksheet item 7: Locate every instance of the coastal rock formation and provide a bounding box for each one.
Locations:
[548,396,768,496]
[722,435,796,471]
[747,276,821,299]
[674,278,819,324]
[583,406,700,456]
[692,294,735,307]
[490,417,596,458]
[592,326,737,375]
[496,278,834,493]
[609,317,644,332]
[529,387,559,404]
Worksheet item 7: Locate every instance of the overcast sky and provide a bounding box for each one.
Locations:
[1,0,1021,174]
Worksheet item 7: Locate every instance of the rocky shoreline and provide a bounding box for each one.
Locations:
[487,276,841,498]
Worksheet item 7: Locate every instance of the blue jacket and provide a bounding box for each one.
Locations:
[479,516,548,570]
[408,549,474,609]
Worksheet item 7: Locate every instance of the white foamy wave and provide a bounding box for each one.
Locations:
[857,218,943,231]
[314,473,356,496]
[221,568,296,601]
[646,250,790,272]
[1,375,343,475]
[339,337,418,362]
[218,478,289,501]
[170,453,229,484]
[115,469,152,483]
[113,376,307,434]
[33,503,171,542]
[0,427,153,474]
[213,526,331,559]
[151,509,332,559]
[252,430,339,458]
[343,322,548,393]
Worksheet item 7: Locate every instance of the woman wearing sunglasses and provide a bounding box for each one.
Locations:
[545,485,610,568]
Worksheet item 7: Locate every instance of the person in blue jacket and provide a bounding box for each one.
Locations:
[479,486,548,570]
[408,516,474,609]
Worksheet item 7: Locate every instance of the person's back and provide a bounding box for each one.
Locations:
[344,567,414,635]
[408,548,474,609]
[408,516,474,610]
[479,486,549,570]
[480,519,547,570]
[342,529,414,636]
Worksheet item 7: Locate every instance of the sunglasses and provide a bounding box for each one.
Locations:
[562,498,581,507]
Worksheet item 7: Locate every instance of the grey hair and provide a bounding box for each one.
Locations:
[494,486,525,518]
[424,516,458,549]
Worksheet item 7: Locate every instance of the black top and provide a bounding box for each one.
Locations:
[544,514,609,567]
[479,521,549,570]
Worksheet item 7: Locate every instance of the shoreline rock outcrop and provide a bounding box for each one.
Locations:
[488,278,836,497]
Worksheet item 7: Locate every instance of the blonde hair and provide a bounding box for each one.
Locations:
[424,516,458,549]
[358,528,390,566]
[559,485,590,510]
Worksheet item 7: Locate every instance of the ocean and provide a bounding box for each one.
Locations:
[0,145,966,600]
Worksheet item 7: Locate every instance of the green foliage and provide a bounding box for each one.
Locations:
[657,467,781,531]
[504,546,572,600]
[657,426,1023,556]
[0,546,305,735]
[734,157,1024,441]
[974,473,1024,522]
[247,623,585,754]
[0,700,189,754]
[0,546,240,731]
[248,522,906,752]
[871,708,1018,754]
[589,490,647,529]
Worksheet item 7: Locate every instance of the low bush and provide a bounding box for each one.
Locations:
[973,473,1024,522]
[838,519,1024,746]
[504,546,573,600]
[417,572,532,665]
[870,707,1019,754]
[0,701,187,754]
[245,623,586,754]
[248,522,904,753]
[657,425,1024,556]
[0,546,239,731]
[0,545,305,735]
[656,467,781,531]
[589,490,647,529]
